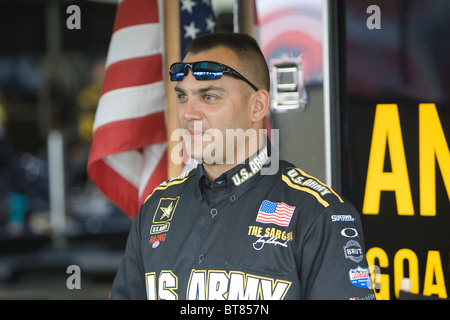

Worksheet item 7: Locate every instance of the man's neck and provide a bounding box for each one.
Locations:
[202,134,264,181]
[202,162,237,182]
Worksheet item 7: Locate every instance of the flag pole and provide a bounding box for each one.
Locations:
[239,0,256,36]
[165,0,182,178]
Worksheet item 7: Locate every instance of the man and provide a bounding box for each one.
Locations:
[110,33,375,300]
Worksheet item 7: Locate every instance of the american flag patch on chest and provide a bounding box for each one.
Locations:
[256,200,295,227]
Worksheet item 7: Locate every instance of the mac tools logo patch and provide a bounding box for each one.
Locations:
[349,266,370,289]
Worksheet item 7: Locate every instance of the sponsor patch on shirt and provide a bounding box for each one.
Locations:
[349,266,370,288]
[256,200,295,227]
[331,214,355,222]
[343,240,364,263]
[150,196,179,235]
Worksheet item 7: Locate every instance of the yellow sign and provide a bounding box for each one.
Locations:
[363,103,450,216]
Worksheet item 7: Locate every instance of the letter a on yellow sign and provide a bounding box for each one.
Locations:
[363,104,414,215]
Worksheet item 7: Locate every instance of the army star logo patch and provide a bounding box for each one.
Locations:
[150,197,180,234]
[153,197,179,223]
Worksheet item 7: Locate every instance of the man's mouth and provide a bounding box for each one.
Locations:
[188,130,205,138]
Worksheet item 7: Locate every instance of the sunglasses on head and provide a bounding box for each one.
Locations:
[169,61,259,92]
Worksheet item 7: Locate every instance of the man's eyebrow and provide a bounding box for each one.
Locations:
[174,85,185,94]
[195,86,226,95]
[174,85,227,95]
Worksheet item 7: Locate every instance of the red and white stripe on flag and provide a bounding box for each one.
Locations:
[87,0,167,218]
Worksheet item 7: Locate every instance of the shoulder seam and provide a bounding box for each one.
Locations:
[282,175,330,207]
[282,167,344,207]
[294,167,344,202]
[143,168,195,204]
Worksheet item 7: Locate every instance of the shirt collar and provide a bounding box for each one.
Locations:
[195,141,273,203]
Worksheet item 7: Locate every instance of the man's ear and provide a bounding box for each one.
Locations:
[250,90,270,123]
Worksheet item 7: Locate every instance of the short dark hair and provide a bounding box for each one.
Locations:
[185,33,270,91]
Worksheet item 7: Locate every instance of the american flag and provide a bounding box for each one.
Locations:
[180,0,216,56]
[256,200,295,227]
[87,0,215,218]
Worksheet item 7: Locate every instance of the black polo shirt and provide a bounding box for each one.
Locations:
[110,144,375,300]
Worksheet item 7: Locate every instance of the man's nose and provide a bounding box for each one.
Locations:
[179,74,202,121]
[182,98,202,121]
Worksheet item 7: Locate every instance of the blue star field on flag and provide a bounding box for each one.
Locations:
[179,0,216,58]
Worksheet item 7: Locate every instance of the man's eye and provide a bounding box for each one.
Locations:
[177,94,188,102]
[204,95,216,102]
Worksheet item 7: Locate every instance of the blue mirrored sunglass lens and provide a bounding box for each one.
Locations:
[193,72,223,80]
[169,63,186,79]
[169,62,226,81]
[192,62,223,80]
[194,62,222,72]
[171,73,185,81]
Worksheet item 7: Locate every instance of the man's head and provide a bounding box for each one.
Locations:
[185,33,270,92]
[172,33,270,174]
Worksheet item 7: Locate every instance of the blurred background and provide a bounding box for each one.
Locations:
[0,0,239,299]
[0,0,128,299]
